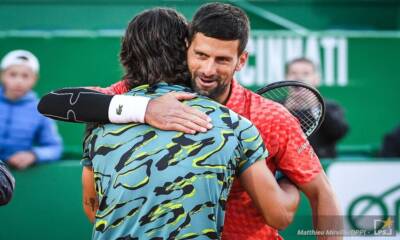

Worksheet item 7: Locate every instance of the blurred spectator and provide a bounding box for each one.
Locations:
[381,124,400,157]
[285,57,349,158]
[0,50,62,170]
[0,160,15,205]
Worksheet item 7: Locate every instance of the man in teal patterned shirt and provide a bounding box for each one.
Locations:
[82,8,299,240]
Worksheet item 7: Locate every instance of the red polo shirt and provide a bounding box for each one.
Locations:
[222,79,322,239]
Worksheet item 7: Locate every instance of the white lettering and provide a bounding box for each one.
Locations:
[237,38,256,85]
[285,37,303,62]
[237,35,348,88]
[267,37,284,83]
[256,37,266,85]
[305,36,321,72]
[337,38,348,86]
[321,37,337,86]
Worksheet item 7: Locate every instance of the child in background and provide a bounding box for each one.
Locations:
[0,50,62,170]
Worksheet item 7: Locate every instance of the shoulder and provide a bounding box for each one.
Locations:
[247,90,299,127]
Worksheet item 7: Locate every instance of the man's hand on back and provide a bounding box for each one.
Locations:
[145,92,213,134]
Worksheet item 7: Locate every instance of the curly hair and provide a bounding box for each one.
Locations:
[120,8,191,89]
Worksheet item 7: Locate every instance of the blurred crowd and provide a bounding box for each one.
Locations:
[0,49,398,173]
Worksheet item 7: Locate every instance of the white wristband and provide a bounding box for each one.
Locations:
[108,95,150,123]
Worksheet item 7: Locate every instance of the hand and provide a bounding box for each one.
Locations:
[145,92,213,134]
[7,151,36,170]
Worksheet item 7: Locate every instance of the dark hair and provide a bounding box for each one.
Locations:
[120,8,190,88]
[188,2,250,55]
[285,57,316,74]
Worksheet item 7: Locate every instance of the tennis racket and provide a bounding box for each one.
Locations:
[256,80,325,138]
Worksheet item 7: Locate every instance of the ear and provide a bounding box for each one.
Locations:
[235,51,248,71]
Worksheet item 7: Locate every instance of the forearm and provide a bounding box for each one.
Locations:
[38,88,112,123]
[83,194,98,223]
[240,161,299,229]
[260,188,298,229]
[302,173,343,239]
[310,192,343,239]
[38,88,150,124]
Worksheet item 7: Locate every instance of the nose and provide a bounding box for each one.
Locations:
[14,76,25,86]
[201,60,217,77]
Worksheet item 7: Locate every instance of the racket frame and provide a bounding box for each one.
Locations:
[256,80,326,138]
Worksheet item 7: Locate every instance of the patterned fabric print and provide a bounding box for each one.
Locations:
[222,80,322,240]
[83,83,268,240]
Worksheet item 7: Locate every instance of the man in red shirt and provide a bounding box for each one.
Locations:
[39,3,342,239]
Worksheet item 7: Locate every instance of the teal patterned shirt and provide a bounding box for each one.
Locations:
[82,83,268,240]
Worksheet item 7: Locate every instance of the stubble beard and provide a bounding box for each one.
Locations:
[190,74,228,102]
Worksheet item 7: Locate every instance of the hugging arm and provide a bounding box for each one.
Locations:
[236,118,300,229]
[38,87,212,134]
[240,160,300,230]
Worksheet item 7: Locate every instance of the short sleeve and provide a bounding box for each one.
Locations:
[274,114,322,184]
[247,98,323,185]
[235,116,269,175]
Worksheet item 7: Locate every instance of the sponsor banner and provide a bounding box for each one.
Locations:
[328,162,400,239]
[236,35,348,88]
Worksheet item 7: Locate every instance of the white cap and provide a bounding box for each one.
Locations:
[0,50,40,73]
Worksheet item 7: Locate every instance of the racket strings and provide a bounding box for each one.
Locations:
[261,86,323,137]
